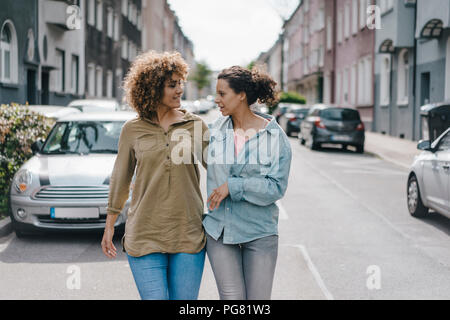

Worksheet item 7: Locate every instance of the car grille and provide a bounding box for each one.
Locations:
[34,186,109,200]
[37,214,107,224]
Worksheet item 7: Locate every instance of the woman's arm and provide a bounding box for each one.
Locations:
[101,122,136,258]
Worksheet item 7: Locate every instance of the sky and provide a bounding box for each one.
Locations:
[167,0,299,71]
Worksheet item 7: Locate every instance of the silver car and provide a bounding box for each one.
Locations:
[407,127,450,219]
[9,112,137,237]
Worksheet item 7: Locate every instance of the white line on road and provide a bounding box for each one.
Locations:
[277,200,289,220]
[294,244,334,300]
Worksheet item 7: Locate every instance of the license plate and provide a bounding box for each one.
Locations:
[51,207,99,219]
[332,135,352,141]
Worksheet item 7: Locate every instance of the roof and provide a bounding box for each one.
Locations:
[57,111,138,122]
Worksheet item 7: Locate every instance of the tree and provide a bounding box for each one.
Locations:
[189,61,212,97]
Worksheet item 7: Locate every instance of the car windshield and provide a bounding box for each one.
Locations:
[41,121,124,154]
[291,109,309,115]
[320,108,360,121]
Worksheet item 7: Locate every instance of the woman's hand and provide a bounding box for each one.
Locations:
[101,226,117,259]
[207,182,229,211]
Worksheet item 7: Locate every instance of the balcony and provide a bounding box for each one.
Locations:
[43,0,79,31]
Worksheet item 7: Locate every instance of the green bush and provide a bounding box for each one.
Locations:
[269,91,306,114]
[0,104,54,217]
[279,91,306,104]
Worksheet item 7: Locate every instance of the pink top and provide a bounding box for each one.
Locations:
[234,119,270,156]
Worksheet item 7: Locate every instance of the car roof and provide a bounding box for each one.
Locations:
[67,99,119,107]
[57,111,138,122]
[311,104,358,111]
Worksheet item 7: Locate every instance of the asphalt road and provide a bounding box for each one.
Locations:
[0,108,449,300]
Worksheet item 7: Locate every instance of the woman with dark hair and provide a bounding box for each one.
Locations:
[203,65,292,300]
[100,51,209,300]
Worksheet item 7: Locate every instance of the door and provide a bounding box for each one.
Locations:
[27,69,37,104]
[421,72,430,106]
[41,71,49,105]
[422,131,450,214]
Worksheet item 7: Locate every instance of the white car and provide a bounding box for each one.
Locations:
[407,127,450,218]
[19,105,81,120]
[67,99,120,113]
[9,112,137,237]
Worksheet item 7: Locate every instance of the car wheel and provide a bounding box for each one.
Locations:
[407,175,429,218]
[356,145,364,154]
[310,136,320,151]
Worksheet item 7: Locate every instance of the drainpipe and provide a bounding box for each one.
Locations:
[412,0,418,141]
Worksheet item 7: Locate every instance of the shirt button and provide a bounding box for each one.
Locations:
[166,143,169,147]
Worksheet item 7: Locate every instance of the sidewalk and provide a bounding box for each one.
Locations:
[364,131,421,170]
[0,131,422,237]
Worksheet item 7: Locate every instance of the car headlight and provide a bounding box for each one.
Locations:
[14,169,33,193]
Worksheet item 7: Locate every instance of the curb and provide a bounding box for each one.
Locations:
[0,217,12,238]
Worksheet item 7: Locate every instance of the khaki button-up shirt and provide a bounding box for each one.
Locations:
[107,110,209,257]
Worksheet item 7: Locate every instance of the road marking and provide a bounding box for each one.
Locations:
[277,200,289,220]
[300,156,412,241]
[0,233,14,253]
[293,244,334,300]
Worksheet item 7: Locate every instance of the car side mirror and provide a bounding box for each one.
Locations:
[31,139,45,154]
[417,140,433,152]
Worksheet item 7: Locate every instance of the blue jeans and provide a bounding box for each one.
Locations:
[126,249,205,300]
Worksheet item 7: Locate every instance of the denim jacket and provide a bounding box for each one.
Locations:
[203,112,292,244]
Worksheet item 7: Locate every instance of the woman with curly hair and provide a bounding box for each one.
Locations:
[101,51,209,300]
[203,65,292,300]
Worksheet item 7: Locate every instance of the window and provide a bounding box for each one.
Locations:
[359,0,366,29]
[107,7,113,38]
[122,0,128,16]
[446,37,450,100]
[1,25,11,82]
[437,133,450,151]
[326,16,333,50]
[96,0,103,31]
[71,55,79,94]
[364,56,372,104]
[96,66,103,97]
[0,21,18,83]
[121,36,128,59]
[352,0,358,35]
[343,68,349,103]
[397,49,409,104]
[379,54,391,106]
[344,3,350,39]
[351,64,357,105]
[358,59,364,105]
[55,49,65,92]
[106,70,113,98]
[114,14,119,41]
[337,10,343,43]
[324,72,331,104]
[87,63,95,97]
[87,0,95,26]
[336,70,342,104]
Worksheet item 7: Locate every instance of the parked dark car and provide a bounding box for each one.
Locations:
[420,102,450,142]
[273,103,300,123]
[299,104,365,153]
[278,105,310,136]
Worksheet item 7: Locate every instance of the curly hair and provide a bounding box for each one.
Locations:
[218,65,279,106]
[122,51,189,119]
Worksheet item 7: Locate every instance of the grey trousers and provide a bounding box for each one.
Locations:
[206,233,278,300]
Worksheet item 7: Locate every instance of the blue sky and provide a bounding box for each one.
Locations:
[167,0,299,71]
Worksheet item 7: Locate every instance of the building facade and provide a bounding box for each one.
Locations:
[85,0,142,102]
[0,0,39,105]
[334,0,375,129]
[39,0,85,106]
